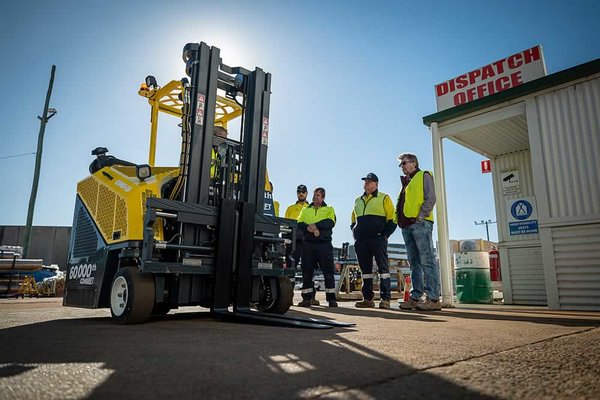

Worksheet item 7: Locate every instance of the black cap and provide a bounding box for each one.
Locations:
[361,173,379,182]
[297,184,307,192]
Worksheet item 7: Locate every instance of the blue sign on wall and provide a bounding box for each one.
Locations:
[507,197,539,236]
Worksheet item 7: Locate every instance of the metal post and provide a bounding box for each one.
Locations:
[475,220,496,242]
[431,122,454,308]
[23,65,56,258]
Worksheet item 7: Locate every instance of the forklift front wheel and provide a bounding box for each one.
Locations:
[110,267,155,324]
[257,276,294,314]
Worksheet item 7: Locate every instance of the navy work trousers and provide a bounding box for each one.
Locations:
[301,241,336,301]
[355,236,391,301]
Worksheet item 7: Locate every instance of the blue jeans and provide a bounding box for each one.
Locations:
[401,220,440,301]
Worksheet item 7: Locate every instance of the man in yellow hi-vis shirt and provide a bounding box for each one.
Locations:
[285,184,308,269]
[297,187,337,308]
[351,173,396,309]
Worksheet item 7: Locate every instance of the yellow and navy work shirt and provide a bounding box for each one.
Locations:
[285,201,308,221]
[297,202,336,243]
[351,190,396,240]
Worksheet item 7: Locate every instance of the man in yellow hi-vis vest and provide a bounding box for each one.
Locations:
[396,153,441,311]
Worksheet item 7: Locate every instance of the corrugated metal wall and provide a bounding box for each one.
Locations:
[532,76,600,310]
[492,150,539,243]
[491,149,546,305]
[536,78,600,219]
[551,224,600,310]
[507,246,547,305]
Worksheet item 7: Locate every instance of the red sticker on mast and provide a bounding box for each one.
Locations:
[261,117,269,145]
[195,94,205,125]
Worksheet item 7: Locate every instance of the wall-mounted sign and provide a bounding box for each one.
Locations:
[435,45,546,111]
[481,160,491,173]
[507,196,539,235]
[501,169,520,195]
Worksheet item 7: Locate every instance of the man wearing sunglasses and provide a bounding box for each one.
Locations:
[396,153,441,311]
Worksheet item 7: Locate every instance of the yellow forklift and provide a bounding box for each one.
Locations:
[63,42,351,329]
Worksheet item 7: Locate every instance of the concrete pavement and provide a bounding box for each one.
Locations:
[0,293,599,399]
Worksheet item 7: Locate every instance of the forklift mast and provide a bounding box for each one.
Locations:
[139,42,295,313]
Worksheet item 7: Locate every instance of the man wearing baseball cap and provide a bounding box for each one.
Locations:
[351,173,396,309]
[285,184,310,272]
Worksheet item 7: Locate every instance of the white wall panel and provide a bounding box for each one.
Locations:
[552,223,600,310]
[507,246,547,305]
[536,78,600,220]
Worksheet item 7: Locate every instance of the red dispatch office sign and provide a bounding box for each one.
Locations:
[481,160,491,173]
[435,45,546,112]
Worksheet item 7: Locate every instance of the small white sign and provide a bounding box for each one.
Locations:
[506,196,539,235]
[501,169,520,195]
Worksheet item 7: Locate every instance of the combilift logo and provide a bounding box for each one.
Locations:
[435,46,546,111]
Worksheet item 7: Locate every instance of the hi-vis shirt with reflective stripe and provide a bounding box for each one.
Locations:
[351,191,396,240]
[298,203,336,243]
[351,191,394,221]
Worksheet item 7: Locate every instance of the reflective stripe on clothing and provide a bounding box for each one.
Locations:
[301,288,314,294]
[361,273,374,279]
[325,288,336,293]
[351,190,396,240]
[379,273,391,279]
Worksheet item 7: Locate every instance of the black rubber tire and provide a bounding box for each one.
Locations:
[110,267,155,324]
[257,276,293,314]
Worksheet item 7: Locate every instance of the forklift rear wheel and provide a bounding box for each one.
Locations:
[110,267,155,324]
[257,276,293,314]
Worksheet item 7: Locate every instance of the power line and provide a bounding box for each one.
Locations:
[0,152,36,160]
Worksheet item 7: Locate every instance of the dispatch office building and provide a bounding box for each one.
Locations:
[423,52,600,311]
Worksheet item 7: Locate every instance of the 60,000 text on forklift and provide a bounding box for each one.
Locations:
[63,42,352,329]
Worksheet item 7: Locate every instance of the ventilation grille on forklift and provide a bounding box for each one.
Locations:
[73,206,99,258]
[78,176,128,241]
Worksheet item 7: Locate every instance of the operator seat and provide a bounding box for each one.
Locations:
[89,147,137,174]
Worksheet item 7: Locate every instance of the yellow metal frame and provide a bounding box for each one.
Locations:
[139,81,242,167]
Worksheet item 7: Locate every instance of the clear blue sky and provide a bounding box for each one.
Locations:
[1,0,599,247]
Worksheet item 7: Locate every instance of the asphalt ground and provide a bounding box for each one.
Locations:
[1,292,599,399]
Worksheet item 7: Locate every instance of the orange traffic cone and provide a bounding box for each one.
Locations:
[402,276,412,302]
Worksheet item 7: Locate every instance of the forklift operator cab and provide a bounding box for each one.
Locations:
[64,41,352,329]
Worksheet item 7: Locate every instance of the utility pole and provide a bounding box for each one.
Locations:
[474,219,496,242]
[23,65,57,258]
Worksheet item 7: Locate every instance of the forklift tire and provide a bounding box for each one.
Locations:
[257,277,293,314]
[110,267,155,324]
